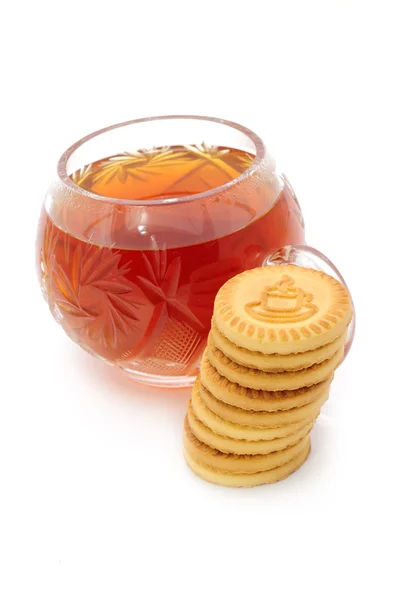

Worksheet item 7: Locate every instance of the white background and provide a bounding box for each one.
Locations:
[1,1,397,598]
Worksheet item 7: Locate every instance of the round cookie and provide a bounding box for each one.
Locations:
[210,322,346,372]
[183,416,310,474]
[184,440,311,487]
[188,400,314,455]
[191,380,314,440]
[198,380,329,427]
[205,342,343,391]
[200,355,332,411]
[213,265,352,354]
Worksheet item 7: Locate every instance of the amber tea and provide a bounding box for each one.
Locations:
[37,141,305,384]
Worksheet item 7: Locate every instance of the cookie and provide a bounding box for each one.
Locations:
[206,341,343,391]
[210,321,346,372]
[184,416,310,474]
[198,380,328,427]
[191,380,314,440]
[213,265,352,354]
[184,439,311,487]
[187,400,314,455]
[201,355,332,411]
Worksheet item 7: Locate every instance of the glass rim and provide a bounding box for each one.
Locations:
[57,115,266,206]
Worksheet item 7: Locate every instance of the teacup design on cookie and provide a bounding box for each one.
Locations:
[244,275,318,323]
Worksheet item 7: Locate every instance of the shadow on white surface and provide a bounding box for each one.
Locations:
[66,343,191,412]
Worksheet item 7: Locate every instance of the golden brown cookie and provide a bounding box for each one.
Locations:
[198,380,328,427]
[191,379,314,440]
[205,342,342,391]
[200,356,332,411]
[184,416,310,474]
[210,321,346,372]
[187,400,314,455]
[213,265,352,354]
[184,439,311,487]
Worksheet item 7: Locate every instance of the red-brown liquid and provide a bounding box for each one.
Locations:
[37,145,304,378]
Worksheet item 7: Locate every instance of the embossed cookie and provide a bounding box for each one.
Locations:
[184,439,311,487]
[198,380,329,427]
[200,355,332,411]
[206,342,343,391]
[188,400,314,455]
[213,265,352,354]
[191,380,314,440]
[210,321,346,372]
[183,416,310,474]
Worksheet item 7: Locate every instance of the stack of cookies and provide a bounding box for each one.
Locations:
[183,265,352,487]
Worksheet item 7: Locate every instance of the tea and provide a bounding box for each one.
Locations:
[37,144,304,381]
